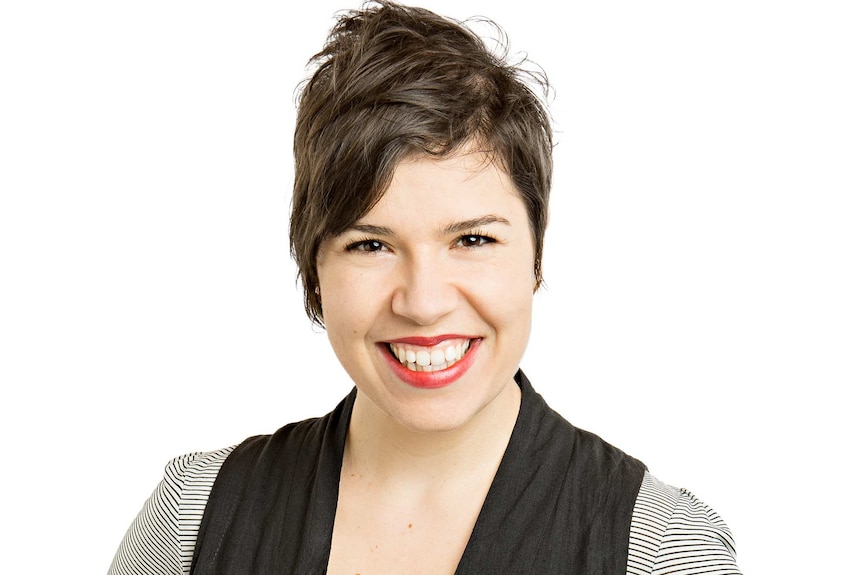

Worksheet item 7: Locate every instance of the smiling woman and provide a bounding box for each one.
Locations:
[317,152,534,435]
[107,2,741,574]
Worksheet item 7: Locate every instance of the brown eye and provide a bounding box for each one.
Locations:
[346,239,387,253]
[457,234,494,248]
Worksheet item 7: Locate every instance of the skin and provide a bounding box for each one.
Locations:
[317,149,538,574]
[317,149,536,435]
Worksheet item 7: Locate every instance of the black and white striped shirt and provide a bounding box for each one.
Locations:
[108,447,741,575]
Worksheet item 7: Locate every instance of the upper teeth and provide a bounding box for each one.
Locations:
[389,340,471,372]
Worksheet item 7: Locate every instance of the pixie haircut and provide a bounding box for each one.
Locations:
[290,0,553,325]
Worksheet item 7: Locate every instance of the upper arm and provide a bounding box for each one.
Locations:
[107,448,233,575]
[627,472,742,575]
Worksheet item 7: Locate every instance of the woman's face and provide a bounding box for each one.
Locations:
[316,150,536,433]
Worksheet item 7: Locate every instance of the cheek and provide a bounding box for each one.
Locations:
[466,258,535,328]
[318,262,351,336]
[320,286,365,374]
[319,266,384,342]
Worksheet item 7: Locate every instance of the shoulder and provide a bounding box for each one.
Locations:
[108,447,235,575]
[627,471,742,575]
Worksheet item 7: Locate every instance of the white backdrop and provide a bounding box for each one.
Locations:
[1,1,860,573]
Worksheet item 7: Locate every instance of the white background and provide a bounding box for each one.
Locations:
[1,1,860,573]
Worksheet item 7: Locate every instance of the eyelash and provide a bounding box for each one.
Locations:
[345,237,388,253]
[343,230,498,254]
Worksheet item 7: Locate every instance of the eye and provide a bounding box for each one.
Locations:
[345,238,388,253]
[456,234,496,248]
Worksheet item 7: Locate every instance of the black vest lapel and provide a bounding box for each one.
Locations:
[190,390,355,575]
[455,371,646,574]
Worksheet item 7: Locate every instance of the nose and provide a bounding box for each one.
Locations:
[390,251,459,326]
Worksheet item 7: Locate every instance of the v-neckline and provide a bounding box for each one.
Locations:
[304,371,548,575]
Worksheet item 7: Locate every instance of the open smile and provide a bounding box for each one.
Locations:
[388,338,472,372]
[378,336,481,388]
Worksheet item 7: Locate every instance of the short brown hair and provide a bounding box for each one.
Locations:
[290,0,553,325]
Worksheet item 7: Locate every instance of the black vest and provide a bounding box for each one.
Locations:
[191,371,646,574]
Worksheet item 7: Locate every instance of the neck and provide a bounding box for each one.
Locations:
[343,380,521,486]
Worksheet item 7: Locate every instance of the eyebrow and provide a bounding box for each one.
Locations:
[348,223,394,236]
[441,215,511,235]
[347,215,511,238]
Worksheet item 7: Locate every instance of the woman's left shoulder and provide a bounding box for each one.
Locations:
[627,471,742,575]
[108,447,236,575]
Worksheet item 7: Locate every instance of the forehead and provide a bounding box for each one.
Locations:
[360,152,527,226]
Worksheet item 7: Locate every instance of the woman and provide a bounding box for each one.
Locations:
[110,2,741,574]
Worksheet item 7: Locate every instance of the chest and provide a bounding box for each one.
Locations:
[326,476,487,575]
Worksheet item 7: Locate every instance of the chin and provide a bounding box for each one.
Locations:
[369,371,519,436]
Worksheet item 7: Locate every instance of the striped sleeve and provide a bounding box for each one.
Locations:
[627,471,742,575]
[107,447,234,575]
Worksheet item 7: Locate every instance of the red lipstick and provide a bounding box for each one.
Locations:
[387,334,467,346]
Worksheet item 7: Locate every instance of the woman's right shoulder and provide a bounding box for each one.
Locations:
[166,447,237,500]
[107,446,236,575]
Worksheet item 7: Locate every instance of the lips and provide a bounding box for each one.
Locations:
[379,336,481,389]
